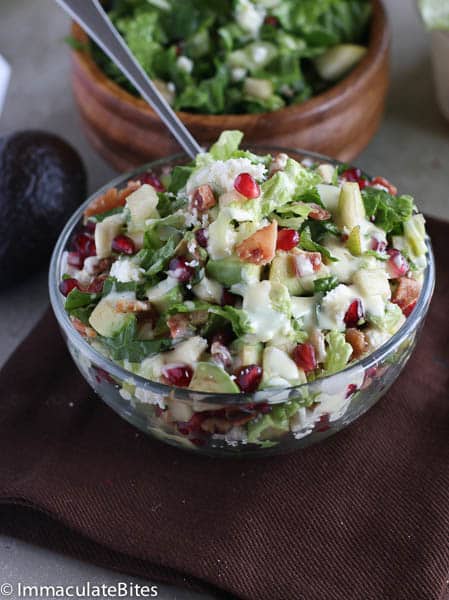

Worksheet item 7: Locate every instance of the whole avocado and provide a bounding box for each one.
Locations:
[0,131,87,287]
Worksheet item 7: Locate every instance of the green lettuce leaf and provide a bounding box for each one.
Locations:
[65,289,101,311]
[362,188,415,234]
[101,316,173,362]
[208,130,244,160]
[324,330,353,374]
[299,226,337,262]
[166,166,194,194]
[314,276,339,294]
[368,302,404,334]
[138,237,177,274]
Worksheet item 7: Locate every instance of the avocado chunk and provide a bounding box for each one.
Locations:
[337,182,366,230]
[206,257,261,287]
[269,252,303,295]
[89,298,133,337]
[189,362,239,393]
[0,131,87,288]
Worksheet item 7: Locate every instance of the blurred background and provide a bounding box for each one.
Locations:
[0,0,448,596]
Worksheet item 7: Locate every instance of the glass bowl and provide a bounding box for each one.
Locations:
[48,148,435,457]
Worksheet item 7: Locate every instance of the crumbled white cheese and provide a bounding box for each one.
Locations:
[186,158,266,195]
[252,45,268,64]
[235,0,266,37]
[318,284,358,331]
[231,67,247,82]
[110,257,144,283]
[176,56,193,73]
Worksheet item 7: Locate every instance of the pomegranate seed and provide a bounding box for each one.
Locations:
[370,237,387,252]
[85,220,96,233]
[307,203,331,221]
[87,277,106,293]
[195,228,208,248]
[178,413,204,435]
[341,167,367,189]
[59,278,80,296]
[168,257,195,282]
[346,383,358,398]
[234,173,260,199]
[235,365,263,393]
[344,299,364,328]
[276,228,299,251]
[95,367,113,384]
[221,290,240,306]
[293,343,317,372]
[264,15,278,26]
[141,172,165,192]
[67,251,84,269]
[315,413,330,432]
[386,249,409,278]
[162,364,193,387]
[73,232,96,258]
[111,235,136,255]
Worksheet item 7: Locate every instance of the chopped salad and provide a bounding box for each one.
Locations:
[60,130,428,413]
[79,0,372,114]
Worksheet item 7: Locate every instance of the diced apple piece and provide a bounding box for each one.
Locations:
[353,268,390,300]
[337,182,366,230]
[95,213,125,258]
[346,225,362,256]
[243,77,273,100]
[314,44,367,82]
[126,184,159,228]
[89,298,131,337]
[236,221,277,265]
[165,336,208,365]
[192,276,223,304]
[317,163,335,184]
[291,249,322,277]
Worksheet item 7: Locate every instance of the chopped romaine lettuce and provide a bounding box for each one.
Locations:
[324,330,352,374]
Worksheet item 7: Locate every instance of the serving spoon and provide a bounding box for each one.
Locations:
[55,0,202,159]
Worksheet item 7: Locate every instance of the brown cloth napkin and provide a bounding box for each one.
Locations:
[1,217,448,600]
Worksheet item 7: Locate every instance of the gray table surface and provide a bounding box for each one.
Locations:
[0,0,448,596]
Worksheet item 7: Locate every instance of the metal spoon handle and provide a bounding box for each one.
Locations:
[55,0,202,159]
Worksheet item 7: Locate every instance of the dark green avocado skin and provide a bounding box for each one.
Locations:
[0,131,87,288]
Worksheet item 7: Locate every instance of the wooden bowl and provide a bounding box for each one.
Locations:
[70,0,390,171]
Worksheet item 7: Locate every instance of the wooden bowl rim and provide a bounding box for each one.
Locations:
[70,0,390,125]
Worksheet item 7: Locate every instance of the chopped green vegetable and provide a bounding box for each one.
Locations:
[362,188,415,234]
